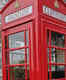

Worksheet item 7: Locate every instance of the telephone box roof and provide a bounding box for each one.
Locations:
[0,0,66,14]
[1,0,66,29]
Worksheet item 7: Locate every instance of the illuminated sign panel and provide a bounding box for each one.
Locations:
[43,6,66,22]
[5,6,32,23]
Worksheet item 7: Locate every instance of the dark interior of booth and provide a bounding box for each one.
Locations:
[48,30,66,79]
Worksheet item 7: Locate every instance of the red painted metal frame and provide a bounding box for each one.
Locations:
[1,0,66,80]
[41,20,66,80]
[1,0,40,80]
[48,30,66,80]
[2,23,34,80]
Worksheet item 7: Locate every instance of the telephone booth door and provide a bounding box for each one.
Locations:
[47,28,66,80]
[3,23,32,80]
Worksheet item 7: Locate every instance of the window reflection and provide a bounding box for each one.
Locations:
[48,65,65,79]
[51,32,64,47]
[27,66,29,80]
[48,48,65,64]
[9,49,25,65]
[10,66,29,80]
[27,48,29,64]
[52,65,65,79]
[48,30,65,80]
[8,32,24,48]
[10,66,25,80]
[8,30,30,80]
[26,31,29,46]
[56,49,64,64]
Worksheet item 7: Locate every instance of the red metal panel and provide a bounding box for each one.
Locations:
[2,32,7,80]
[41,21,48,80]
[34,17,42,80]
[49,31,52,80]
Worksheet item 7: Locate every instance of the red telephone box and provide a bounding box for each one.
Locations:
[1,0,66,80]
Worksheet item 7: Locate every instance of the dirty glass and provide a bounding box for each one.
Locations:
[10,66,25,80]
[9,49,25,65]
[8,32,24,48]
[48,30,65,80]
[51,32,64,47]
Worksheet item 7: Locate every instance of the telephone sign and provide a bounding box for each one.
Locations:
[43,6,66,22]
[5,6,32,23]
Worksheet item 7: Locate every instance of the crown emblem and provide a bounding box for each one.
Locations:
[15,0,19,8]
[54,0,59,8]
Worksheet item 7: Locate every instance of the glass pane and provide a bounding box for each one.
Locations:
[26,31,29,46]
[48,65,65,80]
[51,48,56,63]
[27,66,29,80]
[8,32,24,48]
[51,32,65,47]
[48,48,49,63]
[27,48,29,64]
[48,48,55,63]
[48,48,65,64]
[56,49,64,64]
[9,49,25,65]
[52,49,65,64]
[10,66,25,80]
[52,65,65,79]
